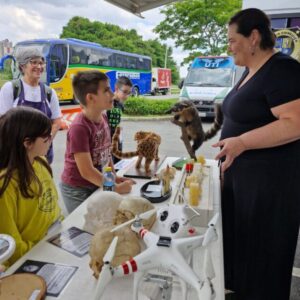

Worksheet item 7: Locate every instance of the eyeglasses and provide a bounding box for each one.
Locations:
[120,89,132,95]
[29,60,45,67]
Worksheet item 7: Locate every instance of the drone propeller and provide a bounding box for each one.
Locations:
[197,278,215,300]
[202,213,219,247]
[204,250,215,279]
[94,236,118,299]
[111,208,156,233]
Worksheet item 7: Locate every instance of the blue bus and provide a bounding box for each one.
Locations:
[0,38,152,103]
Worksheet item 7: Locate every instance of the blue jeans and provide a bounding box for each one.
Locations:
[59,182,97,214]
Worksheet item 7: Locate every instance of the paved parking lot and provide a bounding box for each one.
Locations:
[52,118,300,299]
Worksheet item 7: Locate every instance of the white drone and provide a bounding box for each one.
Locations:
[94,207,219,300]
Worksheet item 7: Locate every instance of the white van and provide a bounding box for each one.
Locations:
[179,56,244,118]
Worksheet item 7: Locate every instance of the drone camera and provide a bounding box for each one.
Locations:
[157,236,172,247]
[160,210,168,221]
[170,221,180,233]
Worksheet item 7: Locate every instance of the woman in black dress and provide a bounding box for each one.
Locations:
[214,8,300,300]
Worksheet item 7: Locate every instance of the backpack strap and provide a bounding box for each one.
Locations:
[12,79,52,103]
[44,84,52,103]
[12,79,22,100]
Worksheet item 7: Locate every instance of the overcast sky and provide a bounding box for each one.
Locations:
[0,0,188,77]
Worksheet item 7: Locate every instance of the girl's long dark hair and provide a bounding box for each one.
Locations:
[0,107,53,198]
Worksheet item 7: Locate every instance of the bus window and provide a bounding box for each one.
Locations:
[137,58,144,70]
[98,50,112,67]
[137,57,151,70]
[127,56,137,69]
[108,52,115,67]
[49,44,67,83]
[69,45,89,65]
[88,49,99,65]
[115,54,123,68]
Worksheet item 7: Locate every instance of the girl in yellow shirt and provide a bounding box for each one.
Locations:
[0,107,61,266]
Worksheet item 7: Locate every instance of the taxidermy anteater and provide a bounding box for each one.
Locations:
[166,100,223,156]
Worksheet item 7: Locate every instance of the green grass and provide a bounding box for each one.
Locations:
[0,60,13,88]
[0,75,11,88]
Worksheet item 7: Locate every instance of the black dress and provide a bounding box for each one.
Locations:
[221,52,300,300]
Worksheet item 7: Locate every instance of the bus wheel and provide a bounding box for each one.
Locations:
[132,87,139,97]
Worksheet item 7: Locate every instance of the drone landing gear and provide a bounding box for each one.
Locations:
[144,273,173,300]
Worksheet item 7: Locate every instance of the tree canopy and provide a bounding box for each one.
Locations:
[60,16,179,83]
[154,0,242,65]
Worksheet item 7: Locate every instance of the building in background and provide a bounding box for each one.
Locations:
[0,39,13,57]
[243,0,300,28]
[243,0,300,62]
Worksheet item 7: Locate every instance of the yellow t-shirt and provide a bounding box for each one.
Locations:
[0,159,61,266]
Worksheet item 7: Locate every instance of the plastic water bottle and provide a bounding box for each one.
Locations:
[103,166,115,191]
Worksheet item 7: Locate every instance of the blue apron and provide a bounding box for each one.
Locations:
[17,81,54,163]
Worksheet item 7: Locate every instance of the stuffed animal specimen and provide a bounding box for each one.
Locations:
[167,101,223,159]
[112,127,161,173]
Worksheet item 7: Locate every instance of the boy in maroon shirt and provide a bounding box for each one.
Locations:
[60,71,134,213]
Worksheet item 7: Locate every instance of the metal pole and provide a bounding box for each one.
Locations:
[164,45,168,68]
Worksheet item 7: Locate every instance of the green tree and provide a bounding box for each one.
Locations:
[60,17,179,83]
[155,0,242,64]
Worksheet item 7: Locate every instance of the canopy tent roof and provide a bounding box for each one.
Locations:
[104,0,179,17]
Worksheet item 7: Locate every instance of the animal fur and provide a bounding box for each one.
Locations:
[112,127,161,173]
[167,100,223,156]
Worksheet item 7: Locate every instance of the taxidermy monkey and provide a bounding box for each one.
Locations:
[167,100,223,156]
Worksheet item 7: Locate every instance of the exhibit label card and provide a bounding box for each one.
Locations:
[15,260,78,297]
[48,227,93,257]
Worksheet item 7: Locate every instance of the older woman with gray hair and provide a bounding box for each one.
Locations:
[0,48,61,163]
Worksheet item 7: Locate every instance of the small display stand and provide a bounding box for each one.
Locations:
[123,155,166,179]
[171,163,214,227]
[140,180,172,203]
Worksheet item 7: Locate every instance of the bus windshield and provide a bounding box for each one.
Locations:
[185,67,233,87]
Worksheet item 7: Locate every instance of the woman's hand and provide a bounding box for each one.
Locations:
[115,180,134,194]
[212,136,247,172]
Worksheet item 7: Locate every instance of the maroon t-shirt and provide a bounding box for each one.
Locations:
[61,112,111,187]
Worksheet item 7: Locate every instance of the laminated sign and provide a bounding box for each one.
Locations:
[274,27,300,62]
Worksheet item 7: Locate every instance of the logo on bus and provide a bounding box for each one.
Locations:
[116,71,140,79]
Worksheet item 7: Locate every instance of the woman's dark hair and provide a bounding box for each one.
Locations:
[229,8,275,50]
[0,107,52,198]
